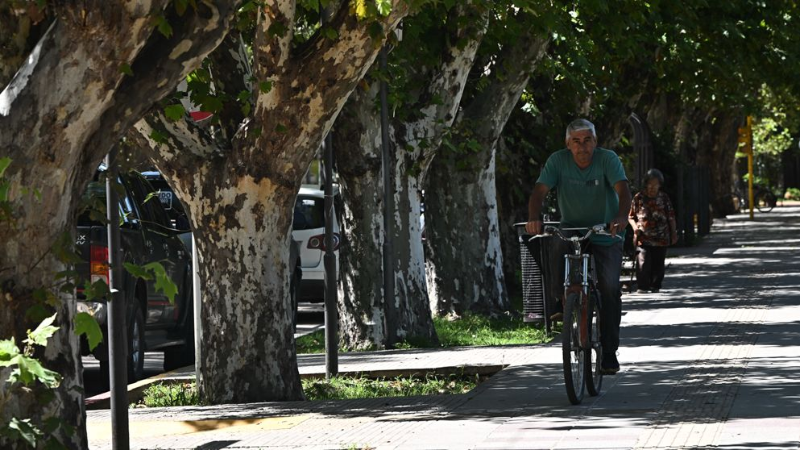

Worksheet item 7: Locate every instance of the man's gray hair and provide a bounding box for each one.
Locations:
[565,119,597,140]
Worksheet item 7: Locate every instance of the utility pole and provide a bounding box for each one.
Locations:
[739,116,755,219]
[322,134,338,378]
[379,45,397,348]
[105,149,129,450]
[321,3,338,378]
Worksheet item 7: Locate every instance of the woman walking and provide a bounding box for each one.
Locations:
[628,169,678,293]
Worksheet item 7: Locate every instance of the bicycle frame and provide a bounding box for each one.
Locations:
[559,231,596,350]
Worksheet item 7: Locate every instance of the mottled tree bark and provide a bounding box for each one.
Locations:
[333,2,487,347]
[135,0,410,402]
[334,84,389,349]
[425,23,549,316]
[0,2,237,448]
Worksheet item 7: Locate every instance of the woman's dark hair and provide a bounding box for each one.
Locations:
[644,168,665,186]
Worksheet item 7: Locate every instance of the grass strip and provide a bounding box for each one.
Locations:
[133,373,483,408]
[296,312,550,354]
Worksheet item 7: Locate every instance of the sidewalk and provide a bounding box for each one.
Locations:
[87,207,800,449]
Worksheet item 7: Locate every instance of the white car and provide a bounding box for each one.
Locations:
[292,186,340,302]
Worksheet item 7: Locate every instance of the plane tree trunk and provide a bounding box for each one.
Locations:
[0,2,237,448]
[332,2,487,348]
[334,84,389,349]
[425,20,549,316]
[135,1,410,402]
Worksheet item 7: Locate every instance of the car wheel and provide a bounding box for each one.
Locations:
[127,301,146,382]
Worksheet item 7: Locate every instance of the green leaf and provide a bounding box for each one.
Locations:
[74,312,103,351]
[27,313,58,348]
[43,436,68,450]
[8,354,61,387]
[0,338,20,363]
[143,190,160,205]
[267,21,288,38]
[275,123,288,133]
[119,63,134,76]
[164,104,186,122]
[55,269,79,281]
[175,0,188,15]
[239,1,258,13]
[42,417,62,434]
[198,95,224,114]
[155,15,173,38]
[145,262,178,304]
[321,27,339,40]
[6,418,42,447]
[83,279,109,302]
[368,21,384,40]
[241,101,252,117]
[259,80,273,93]
[52,231,84,265]
[0,157,11,177]
[150,129,169,145]
[124,262,153,280]
[375,0,391,16]
[25,304,51,324]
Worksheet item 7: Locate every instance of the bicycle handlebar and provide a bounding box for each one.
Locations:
[528,224,623,243]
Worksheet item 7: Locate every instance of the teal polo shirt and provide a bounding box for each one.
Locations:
[536,147,628,246]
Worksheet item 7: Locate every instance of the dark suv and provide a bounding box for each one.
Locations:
[76,170,194,381]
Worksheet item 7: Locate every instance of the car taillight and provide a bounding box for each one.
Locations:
[90,245,109,285]
[307,233,340,251]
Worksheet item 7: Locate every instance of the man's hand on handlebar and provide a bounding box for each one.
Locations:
[608,216,627,237]
[525,220,543,235]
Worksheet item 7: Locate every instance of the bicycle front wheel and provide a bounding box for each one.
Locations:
[755,191,775,213]
[585,290,603,396]
[562,291,585,405]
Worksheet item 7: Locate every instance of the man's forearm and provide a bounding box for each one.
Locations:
[528,184,548,221]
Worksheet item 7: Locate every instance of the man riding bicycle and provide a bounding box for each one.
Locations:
[526,118,632,374]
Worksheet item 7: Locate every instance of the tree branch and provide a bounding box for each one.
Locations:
[80,0,240,170]
[249,0,410,177]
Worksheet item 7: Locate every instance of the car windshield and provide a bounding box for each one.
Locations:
[77,177,137,227]
[294,196,324,230]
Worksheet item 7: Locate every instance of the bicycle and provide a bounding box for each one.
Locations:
[732,184,778,213]
[530,224,621,405]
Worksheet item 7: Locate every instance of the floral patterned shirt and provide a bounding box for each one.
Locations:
[629,190,675,247]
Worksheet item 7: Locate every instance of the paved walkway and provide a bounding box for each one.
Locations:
[87,207,800,449]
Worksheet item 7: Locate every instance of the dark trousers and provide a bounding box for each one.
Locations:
[551,239,623,354]
[636,245,668,291]
[593,241,623,353]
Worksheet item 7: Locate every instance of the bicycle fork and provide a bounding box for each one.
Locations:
[564,254,591,349]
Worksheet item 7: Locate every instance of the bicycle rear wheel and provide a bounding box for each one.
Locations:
[562,291,585,405]
[756,191,775,213]
[585,290,603,396]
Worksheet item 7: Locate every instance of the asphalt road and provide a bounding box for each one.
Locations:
[82,305,324,397]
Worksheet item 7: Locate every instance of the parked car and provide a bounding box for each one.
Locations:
[76,169,195,381]
[293,186,340,302]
